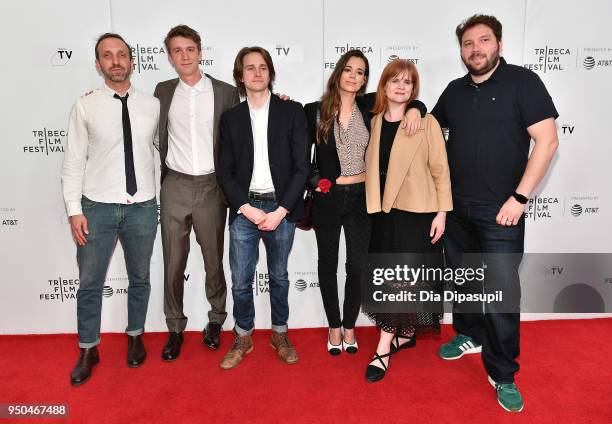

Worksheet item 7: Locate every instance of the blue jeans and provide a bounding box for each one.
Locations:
[229,199,296,335]
[444,198,524,383]
[76,197,158,348]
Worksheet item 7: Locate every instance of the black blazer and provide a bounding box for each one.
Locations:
[217,94,309,225]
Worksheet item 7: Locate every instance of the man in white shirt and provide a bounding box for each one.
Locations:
[154,25,239,361]
[62,33,159,386]
[217,47,309,369]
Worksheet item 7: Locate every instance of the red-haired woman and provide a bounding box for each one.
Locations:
[304,51,425,356]
[363,59,452,381]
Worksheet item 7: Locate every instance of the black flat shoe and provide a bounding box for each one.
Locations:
[389,334,416,353]
[365,351,392,383]
[162,332,183,361]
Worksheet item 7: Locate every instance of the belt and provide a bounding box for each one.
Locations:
[248,191,276,201]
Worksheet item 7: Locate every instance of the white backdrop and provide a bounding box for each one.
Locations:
[1,0,611,335]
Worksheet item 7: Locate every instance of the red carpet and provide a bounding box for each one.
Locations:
[1,319,611,423]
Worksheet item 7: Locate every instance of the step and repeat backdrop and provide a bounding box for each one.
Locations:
[1,0,611,334]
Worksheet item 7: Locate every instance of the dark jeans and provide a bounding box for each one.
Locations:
[76,197,158,348]
[444,198,524,383]
[313,183,371,329]
[228,198,296,335]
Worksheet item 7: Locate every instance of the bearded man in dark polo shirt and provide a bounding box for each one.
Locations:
[431,14,559,413]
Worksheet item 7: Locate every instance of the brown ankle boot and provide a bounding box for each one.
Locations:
[270,331,298,364]
[220,331,253,370]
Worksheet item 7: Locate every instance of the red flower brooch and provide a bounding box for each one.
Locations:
[318,178,332,193]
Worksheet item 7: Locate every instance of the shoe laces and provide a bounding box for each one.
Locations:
[274,332,293,349]
[232,336,250,351]
[496,382,519,394]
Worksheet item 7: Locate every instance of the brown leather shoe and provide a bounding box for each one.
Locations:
[270,331,298,364]
[219,332,253,370]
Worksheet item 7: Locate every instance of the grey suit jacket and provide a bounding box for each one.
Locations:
[153,73,240,183]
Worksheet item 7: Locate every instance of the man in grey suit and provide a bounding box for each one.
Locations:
[154,25,239,360]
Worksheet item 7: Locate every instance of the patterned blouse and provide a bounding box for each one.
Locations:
[333,105,369,176]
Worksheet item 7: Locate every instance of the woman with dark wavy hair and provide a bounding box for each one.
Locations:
[304,51,425,356]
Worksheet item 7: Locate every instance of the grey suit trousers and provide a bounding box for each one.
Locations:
[161,169,228,332]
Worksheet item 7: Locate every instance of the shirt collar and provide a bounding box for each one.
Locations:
[102,82,134,98]
[463,56,508,86]
[247,90,271,112]
[178,72,210,93]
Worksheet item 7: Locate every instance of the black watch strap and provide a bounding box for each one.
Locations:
[512,192,528,204]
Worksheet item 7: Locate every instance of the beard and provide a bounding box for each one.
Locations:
[463,49,500,76]
[101,65,132,83]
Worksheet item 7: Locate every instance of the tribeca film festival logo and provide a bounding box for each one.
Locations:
[524,46,573,73]
[40,277,79,302]
[566,196,600,218]
[51,48,72,66]
[292,271,318,292]
[1,207,18,228]
[253,270,270,296]
[24,128,66,155]
[524,195,561,221]
[131,43,167,73]
[384,45,420,65]
[325,43,376,69]
[581,47,612,70]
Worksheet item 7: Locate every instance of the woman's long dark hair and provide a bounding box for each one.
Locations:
[317,50,369,144]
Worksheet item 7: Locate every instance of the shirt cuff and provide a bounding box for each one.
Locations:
[67,201,83,216]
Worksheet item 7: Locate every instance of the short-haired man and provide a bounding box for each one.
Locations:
[216,47,309,369]
[154,25,239,360]
[62,33,159,386]
[432,15,559,412]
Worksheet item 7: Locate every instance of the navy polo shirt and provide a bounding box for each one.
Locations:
[431,57,558,203]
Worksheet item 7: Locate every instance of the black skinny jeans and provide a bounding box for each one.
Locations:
[313,183,371,329]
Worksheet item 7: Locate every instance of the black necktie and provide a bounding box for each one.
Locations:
[114,93,137,196]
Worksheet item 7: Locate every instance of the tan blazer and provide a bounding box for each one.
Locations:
[365,113,452,214]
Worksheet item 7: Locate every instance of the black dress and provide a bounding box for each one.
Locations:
[364,117,442,337]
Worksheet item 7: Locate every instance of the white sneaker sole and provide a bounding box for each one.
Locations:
[440,344,481,360]
[488,375,524,412]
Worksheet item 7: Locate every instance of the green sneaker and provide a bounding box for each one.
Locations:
[488,375,524,412]
[438,334,482,360]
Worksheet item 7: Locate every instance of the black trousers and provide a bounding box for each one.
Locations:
[444,199,524,383]
[313,183,371,329]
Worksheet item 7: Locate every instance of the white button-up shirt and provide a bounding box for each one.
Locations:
[166,73,215,175]
[61,83,159,216]
[248,91,275,193]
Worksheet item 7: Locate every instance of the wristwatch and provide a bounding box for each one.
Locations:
[512,192,528,204]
